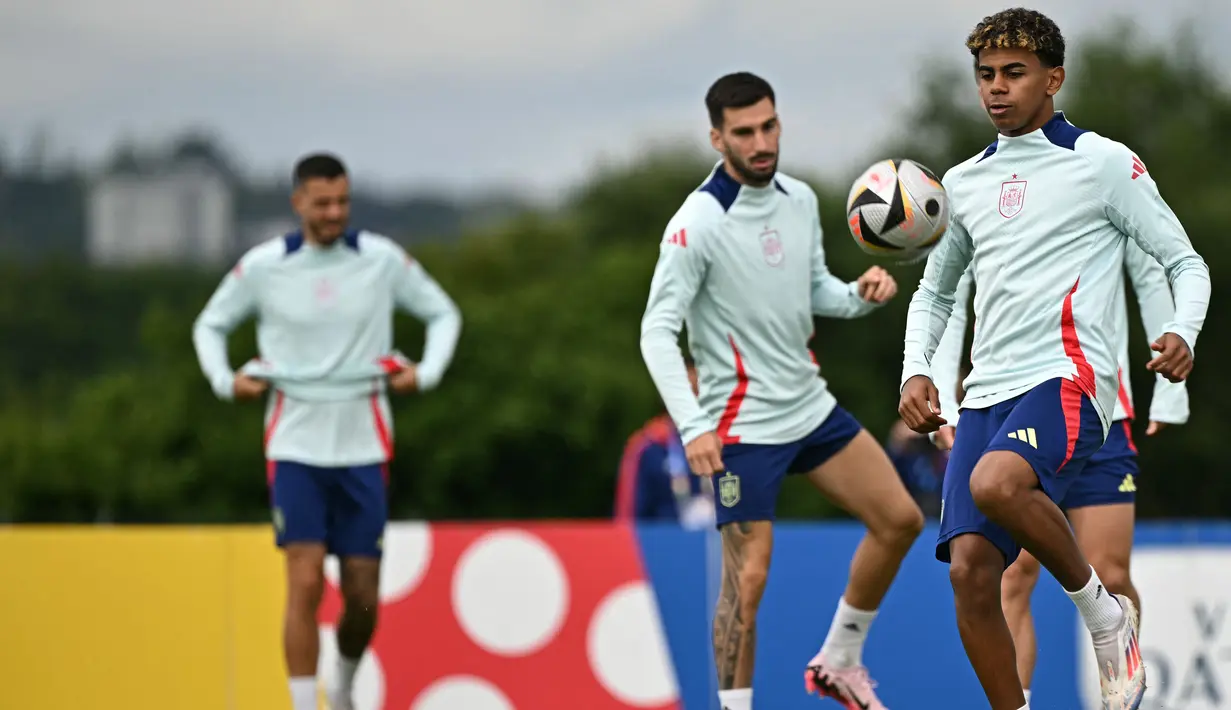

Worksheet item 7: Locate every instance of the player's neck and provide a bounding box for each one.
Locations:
[302,226,337,248]
[998,99,1057,138]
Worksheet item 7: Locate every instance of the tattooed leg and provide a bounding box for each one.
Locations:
[713,520,774,690]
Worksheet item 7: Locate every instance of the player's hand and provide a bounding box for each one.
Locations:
[857,266,897,303]
[232,374,268,401]
[685,431,725,477]
[934,425,957,451]
[1146,421,1169,436]
[1147,332,1193,383]
[388,364,419,394]
[899,375,947,434]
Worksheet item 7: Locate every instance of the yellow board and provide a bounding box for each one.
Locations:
[227,527,292,710]
[0,526,291,710]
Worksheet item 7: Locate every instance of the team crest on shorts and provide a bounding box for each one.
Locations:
[999,179,1027,218]
[718,471,741,507]
[760,228,784,268]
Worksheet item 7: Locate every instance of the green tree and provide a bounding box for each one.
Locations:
[0,23,1225,522]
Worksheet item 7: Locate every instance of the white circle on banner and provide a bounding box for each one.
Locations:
[410,675,515,710]
[587,581,679,706]
[452,529,569,656]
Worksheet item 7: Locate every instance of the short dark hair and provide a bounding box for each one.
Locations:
[705,72,775,128]
[967,8,1065,68]
[293,153,347,186]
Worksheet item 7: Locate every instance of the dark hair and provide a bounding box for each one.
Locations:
[967,8,1065,68]
[293,153,347,186]
[705,72,775,128]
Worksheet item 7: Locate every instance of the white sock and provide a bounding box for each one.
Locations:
[718,687,752,710]
[819,597,878,668]
[1018,705,1029,710]
[1023,688,1031,704]
[289,676,317,710]
[1065,566,1124,639]
[335,654,361,693]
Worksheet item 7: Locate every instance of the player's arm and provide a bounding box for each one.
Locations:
[1124,241,1189,425]
[898,188,974,433]
[391,251,462,392]
[639,219,716,448]
[808,195,888,318]
[929,266,973,429]
[1094,141,1210,381]
[192,260,259,400]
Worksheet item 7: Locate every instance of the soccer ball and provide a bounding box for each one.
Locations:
[846,158,949,261]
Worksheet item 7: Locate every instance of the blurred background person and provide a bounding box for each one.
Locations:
[885,419,947,519]
[615,356,715,529]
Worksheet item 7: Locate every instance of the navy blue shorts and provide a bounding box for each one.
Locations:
[938,378,1106,566]
[269,461,388,558]
[713,405,863,527]
[1062,420,1138,509]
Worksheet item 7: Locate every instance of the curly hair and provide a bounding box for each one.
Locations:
[966,8,1066,68]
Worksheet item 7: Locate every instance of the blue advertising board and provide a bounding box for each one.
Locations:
[637,521,1231,709]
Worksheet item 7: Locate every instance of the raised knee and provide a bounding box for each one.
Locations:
[1091,560,1132,597]
[969,461,1022,513]
[889,501,926,543]
[867,498,926,551]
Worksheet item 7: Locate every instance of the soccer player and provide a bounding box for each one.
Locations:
[191,153,462,710]
[930,250,1189,705]
[640,71,926,710]
[898,9,1210,710]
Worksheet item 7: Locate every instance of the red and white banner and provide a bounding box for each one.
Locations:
[317,522,681,709]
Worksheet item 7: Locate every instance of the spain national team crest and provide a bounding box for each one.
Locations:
[760,228,784,268]
[314,277,336,304]
[999,179,1027,219]
[717,471,741,508]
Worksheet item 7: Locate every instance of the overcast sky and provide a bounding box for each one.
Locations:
[2,0,1227,199]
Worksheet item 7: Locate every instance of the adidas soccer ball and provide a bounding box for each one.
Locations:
[846,158,949,261]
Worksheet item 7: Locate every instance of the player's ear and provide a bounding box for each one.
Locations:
[709,126,723,152]
[1045,66,1065,97]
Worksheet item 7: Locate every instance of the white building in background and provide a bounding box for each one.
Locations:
[86,146,237,267]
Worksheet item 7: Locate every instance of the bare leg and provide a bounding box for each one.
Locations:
[284,543,326,677]
[1001,550,1042,692]
[327,556,381,706]
[337,557,381,659]
[950,534,1027,710]
[969,451,1091,591]
[714,520,773,691]
[971,450,1134,706]
[805,430,925,611]
[1070,503,1140,624]
[801,429,924,708]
